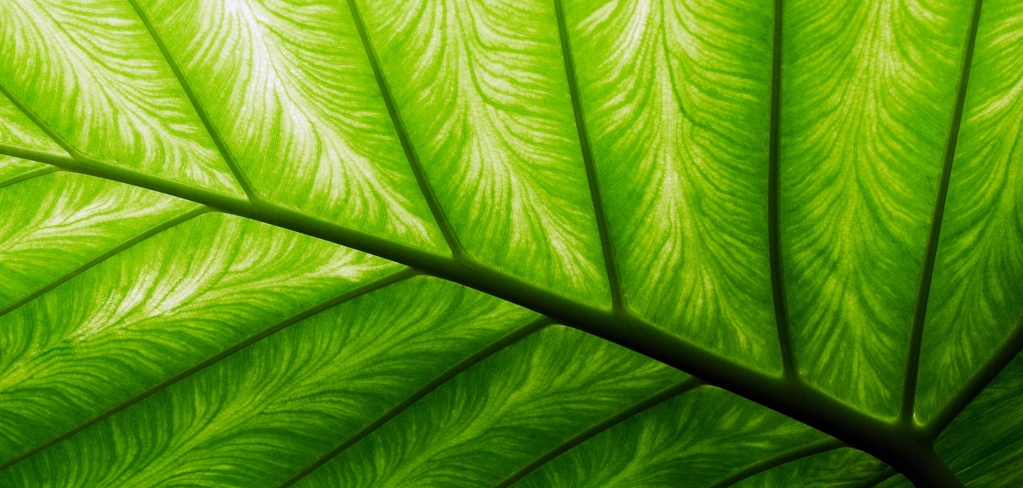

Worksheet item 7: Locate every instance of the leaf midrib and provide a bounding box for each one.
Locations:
[2,136,950,483]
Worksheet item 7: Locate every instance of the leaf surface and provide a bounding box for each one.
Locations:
[779,0,971,416]
[0,0,1021,486]
[0,0,243,194]
[355,0,610,306]
[917,0,1023,423]
[562,0,779,370]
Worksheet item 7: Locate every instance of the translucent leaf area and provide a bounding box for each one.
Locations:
[0,0,1020,486]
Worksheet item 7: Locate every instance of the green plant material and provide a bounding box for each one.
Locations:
[0,0,1020,486]
[933,350,1023,487]
[730,447,888,488]
[512,387,830,487]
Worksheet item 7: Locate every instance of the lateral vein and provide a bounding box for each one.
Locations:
[125,0,262,203]
[553,0,625,313]
[277,315,554,488]
[492,377,704,488]
[0,165,60,191]
[901,0,985,424]
[926,314,1023,441]
[344,0,466,259]
[0,205,210,320]
[707,438,846,488]
[767,0,797,379]
[0,268,418,472]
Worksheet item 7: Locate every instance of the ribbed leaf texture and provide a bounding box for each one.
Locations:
[0,0,1020,486]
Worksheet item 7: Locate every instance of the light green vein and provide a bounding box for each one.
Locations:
[0,268,418,472]
[124,0,261,202]
[344,0,464,258]
[708,438,846,488]
[278,315,554,488]
[552,0,623,312]
[492,377,704,488]
[0,205,209,319]
[901,0,986,424]
[0,165,59,191]
[768,0,796,378]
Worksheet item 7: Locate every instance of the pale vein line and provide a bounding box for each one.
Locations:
[707,438,846,488]
[900,0,985,424]
[492,378,704,488]
[0,205,210,319]
[768,0,797,379]
[278,315,554,487]
[344,0,466,258]
[0,268,419,472]
[125,0,262,202]
[553,0,625,313]
[0,165,60,191]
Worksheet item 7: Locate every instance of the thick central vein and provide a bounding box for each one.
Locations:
[0,20,973,479]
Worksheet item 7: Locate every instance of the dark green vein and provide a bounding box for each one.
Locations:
[0,205,210,319]
[0,165,59,191]
[853,467,898,488]
[926,314,1023,441]
[767,0,796,379]
[707,438,845,488]
[492,378,704,488]
[0,268,417,472]
[901,0,985,424]
[125,0,261,202]
[278,315,554,488]
[0,81,966,486]
[0,81,89,159]
[553,0,624,313]
[344,0,465,259]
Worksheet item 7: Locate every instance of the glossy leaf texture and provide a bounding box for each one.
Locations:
[0,0,1021,486]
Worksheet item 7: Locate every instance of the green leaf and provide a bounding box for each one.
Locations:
[356,0,611,306]
[299,326,687,487]
[730,448,887,488]
[563,0,780,371]
[917,0,1023,424]
[933,348,1023,486]
[0,0,1020,486]
[0,0,243,194]
[779,0,972,417]
[514,387,829,487]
